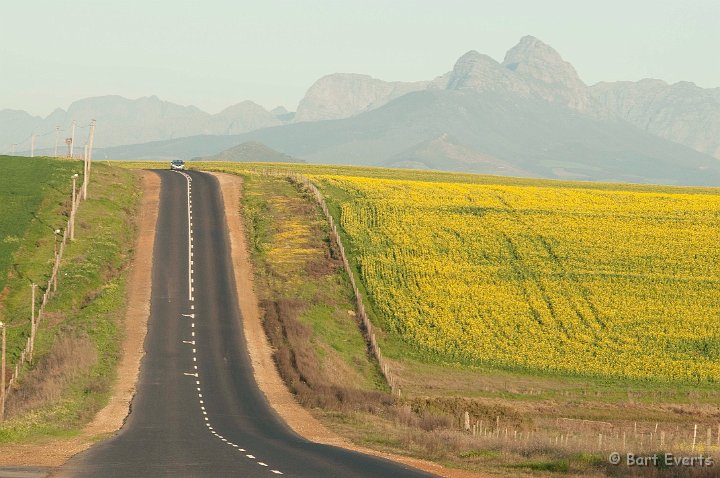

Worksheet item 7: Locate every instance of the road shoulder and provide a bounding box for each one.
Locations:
[83,169,159,438]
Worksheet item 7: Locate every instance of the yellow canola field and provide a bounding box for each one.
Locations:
[319,175,720,382]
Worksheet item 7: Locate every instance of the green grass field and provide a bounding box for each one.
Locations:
[0,156,78,296]
[0,157,139,443]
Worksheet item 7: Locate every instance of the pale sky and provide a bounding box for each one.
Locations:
[2,0,718,117]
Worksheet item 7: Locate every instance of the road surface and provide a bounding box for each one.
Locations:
[55,170,435,477]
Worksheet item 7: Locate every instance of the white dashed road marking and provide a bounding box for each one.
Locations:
[175,170,282,475]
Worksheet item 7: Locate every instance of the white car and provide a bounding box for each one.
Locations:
[170,159,185,170]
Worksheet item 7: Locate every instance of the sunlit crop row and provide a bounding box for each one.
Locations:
[317,175,720,382]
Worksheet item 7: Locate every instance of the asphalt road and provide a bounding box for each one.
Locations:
[54,170,436,478]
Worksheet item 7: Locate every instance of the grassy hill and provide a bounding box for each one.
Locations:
[0,156,77,295]
[203,141,304,163]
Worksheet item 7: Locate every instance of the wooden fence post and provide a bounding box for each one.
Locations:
[30,283,36,362]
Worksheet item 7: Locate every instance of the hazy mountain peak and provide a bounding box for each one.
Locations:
[504,36,566,68]
[295,73,389,122]
[295,73,430,122]
[503,35,585,88]
[671,80,700,91]
[504,35,555,64]
[219,100,266,115]
[209,101,281,135]
[270,105,295,122]
[447,50,528,93]
[205,141,303,163]
[453,50,498,68]
[500,35,591,110]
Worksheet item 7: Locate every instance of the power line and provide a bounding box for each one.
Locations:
[8,120,95,156]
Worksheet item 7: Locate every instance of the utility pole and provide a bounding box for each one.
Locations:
[83,144,89,200]
[30,284,36,362]
[70,174,79,240]
[87,119,96,172]
[31,133,36,158]
[53,229,61,292]
[1,322,5,422]
[54,126,60,157]
[70,120,76,158]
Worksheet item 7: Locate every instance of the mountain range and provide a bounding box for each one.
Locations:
[0,97,288,153]
[4,36,720,185]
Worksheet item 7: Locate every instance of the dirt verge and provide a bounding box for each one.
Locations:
[211,172,487,478]
[83,170,158,438]
[0,170,159,467]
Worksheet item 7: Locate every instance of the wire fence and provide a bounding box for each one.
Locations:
[257,169,400,396]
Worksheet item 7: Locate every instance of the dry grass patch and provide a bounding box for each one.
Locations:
[7,334,97,418]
